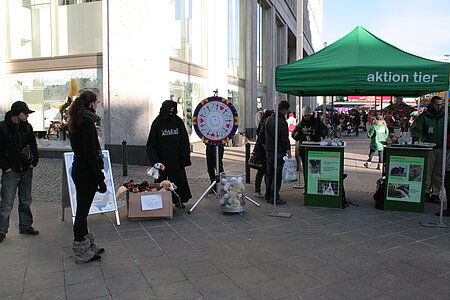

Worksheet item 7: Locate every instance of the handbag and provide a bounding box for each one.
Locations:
[248,152,264,169]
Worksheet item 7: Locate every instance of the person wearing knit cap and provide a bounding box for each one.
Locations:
[292,106,328,178]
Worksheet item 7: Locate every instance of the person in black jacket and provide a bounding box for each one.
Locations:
[253,109,272,198]
[68,90,106,263]
[0,101,39,243]
[146,100,192,208]
[259,101,291,204]
[292,106,328,178]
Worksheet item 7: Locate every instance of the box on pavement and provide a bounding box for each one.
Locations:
[127,190,173,220]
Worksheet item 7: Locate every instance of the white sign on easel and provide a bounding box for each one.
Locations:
[63,150,121,225]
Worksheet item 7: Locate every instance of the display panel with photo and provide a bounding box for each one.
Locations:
[408,164,423,182]
[64,150,118,217]
[388,183,410,200]
[389,165,407,177]
[318,180,338,195]
[309,159,321,174]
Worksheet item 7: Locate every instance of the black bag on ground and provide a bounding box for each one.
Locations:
[373,176,386,209]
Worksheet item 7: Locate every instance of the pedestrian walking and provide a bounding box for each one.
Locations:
[384,113,395,134]
[67,90,106,263]
[353,110,361,136]
[0,101,39,243]
[362,111,368,131]
[364,115,388,170]
[146,100,192,208]
[400,114,410,138]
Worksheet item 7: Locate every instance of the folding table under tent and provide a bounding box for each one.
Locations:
[275,26,450,218]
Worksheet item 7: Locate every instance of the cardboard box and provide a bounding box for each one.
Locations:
[127,190,173,220]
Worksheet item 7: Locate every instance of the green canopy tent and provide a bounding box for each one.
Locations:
[276,26,450,97]
[274,26,450,225]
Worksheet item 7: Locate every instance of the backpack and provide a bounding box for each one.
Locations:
[373,176,386,209]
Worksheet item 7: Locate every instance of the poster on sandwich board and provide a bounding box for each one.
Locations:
[63,150,120,225]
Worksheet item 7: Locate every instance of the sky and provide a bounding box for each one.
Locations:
[323,0,450,60]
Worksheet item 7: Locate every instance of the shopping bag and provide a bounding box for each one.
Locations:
[282,156,298,182]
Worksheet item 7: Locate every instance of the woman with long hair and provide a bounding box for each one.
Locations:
[364,115,389,170]
[67,90,106,264]
[254,109,273,198]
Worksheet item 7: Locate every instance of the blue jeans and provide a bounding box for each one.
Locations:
[0,168,34,235]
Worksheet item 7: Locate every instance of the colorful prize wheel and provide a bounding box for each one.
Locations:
[193,96,239,145]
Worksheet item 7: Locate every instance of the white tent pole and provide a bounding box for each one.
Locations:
[425,90,450,228]
[439,90,449,224]
[273,99,278,209]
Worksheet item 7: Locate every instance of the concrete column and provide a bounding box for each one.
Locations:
[265,6,276,106]
[245,0,257,137]
[277,23,288,101]
[0,2,7,117]
[104,0,170,148]
[207,1,228,97]
[296,0,304,118]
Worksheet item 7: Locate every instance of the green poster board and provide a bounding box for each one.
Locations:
[384,146,431,213]
[307,151,341,196]
[386,156,424,203]
[303,145,345,208]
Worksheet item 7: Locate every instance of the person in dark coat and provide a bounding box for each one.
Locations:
[259,101,291,204]
[353,110,361,136]
[253,109,272,198]
[362,111,368,131]
[0,101,39,243]
[146,100,192,208]
[68,90,106,263]
[292,106,328,178]
[400,114,410,138]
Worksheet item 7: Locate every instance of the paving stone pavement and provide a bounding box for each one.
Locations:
[0,134,449,300]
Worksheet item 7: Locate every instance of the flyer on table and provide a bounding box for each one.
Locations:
[307,151,341,196]
[386,156,424,203]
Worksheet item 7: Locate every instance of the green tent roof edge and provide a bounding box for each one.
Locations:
[275,26,450,97]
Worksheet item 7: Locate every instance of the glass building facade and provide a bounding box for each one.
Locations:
[1,0,323,163]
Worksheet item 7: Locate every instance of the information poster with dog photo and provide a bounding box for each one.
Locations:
[64,150,118,217]
[307,151,340,196]
[386,156,424,203]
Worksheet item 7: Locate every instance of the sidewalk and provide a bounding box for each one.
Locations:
[0,134,449,300]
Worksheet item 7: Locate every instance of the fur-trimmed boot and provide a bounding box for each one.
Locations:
[72,239,101,264]
[85,232,105,255]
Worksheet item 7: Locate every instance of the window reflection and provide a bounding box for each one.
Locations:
[7,69,102,148]
[169,73,206,138]
[227,0,245,78]
[7,0,102,60]
[170,0,207,66]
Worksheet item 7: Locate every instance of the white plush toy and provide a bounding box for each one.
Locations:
[159,179,177,191]
[225,181,245,207]
[219,193,229,205]
[146,163,165,180]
